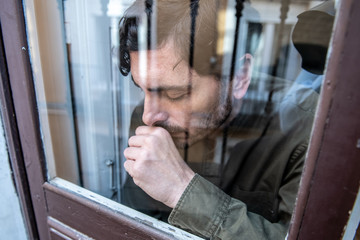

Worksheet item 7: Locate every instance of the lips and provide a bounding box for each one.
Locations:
[169,131,187,139]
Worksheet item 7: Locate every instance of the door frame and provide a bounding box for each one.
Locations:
[0,0,47,238]
[0,0,359,239]
[288,0,360,238]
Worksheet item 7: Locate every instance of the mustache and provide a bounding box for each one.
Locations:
[154,122,187,134]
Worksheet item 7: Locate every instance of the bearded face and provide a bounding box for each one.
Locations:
[130,42,234,148]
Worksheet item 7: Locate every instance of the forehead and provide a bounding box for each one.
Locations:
[129,42,191,88]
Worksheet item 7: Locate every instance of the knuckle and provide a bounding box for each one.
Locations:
[123,161,132,174]
[138,149,146,160]
[132,162,143,178]
[135,126,145,135]
[146,135,158,146]
[131,165,138,177]
[140,148,152,160]
[156,127,170,137]
[154,127,164,135]
[144,136,152,145]
[128,136,135,145]
[123,148,130,157]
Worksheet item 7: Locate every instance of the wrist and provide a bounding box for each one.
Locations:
[167,170,195,208]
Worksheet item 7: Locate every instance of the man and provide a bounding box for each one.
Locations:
[119,0,318,239]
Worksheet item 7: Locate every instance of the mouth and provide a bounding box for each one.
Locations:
[169,131,187,139]
[154,122,186,134]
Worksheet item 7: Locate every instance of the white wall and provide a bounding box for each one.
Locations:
[0,115,28,239]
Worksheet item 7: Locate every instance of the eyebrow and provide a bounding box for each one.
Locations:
[131,76,190,92]
[148,85,190,93]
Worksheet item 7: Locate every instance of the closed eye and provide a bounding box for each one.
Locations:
[165,90,189,101]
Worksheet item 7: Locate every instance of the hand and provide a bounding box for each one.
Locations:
[123,126,195,208]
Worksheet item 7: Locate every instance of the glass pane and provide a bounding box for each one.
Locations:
[27,0,335,238]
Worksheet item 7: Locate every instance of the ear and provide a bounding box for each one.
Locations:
[233,54,252,99]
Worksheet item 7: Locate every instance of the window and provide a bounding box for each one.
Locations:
[28,0,335,237]
[6,0,358,239]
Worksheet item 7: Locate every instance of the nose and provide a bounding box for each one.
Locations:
[142,95,169,126]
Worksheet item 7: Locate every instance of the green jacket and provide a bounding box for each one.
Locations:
[122,79,319,239]
[168,133,308,239]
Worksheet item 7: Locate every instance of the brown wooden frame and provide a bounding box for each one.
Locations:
[289,0,360,238]
[0,18,40,240]
[0,0,359,239]
[0,0,47,239]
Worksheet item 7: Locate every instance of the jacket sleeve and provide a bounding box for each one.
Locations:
[168,175,290,239]
[168,141,305,240]
[168,174,287,240]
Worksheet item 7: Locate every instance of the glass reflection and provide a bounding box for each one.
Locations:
[117,0,334,238]
[33,0,335,238]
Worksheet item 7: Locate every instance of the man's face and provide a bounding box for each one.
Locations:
[130,41,232,148]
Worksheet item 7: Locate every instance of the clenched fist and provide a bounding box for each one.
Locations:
[123,126,195,208]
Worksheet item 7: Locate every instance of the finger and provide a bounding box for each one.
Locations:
[128,135,147,147]
[123,160,135,176]
[135,125,156,135]
[136,126,171,138]
[123,147,140,160]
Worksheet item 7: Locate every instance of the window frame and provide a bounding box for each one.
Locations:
[0,0,359,239]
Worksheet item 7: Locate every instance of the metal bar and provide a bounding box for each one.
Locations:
[106,159,116,193]
[184,0,200,163]
[220,0,245,177]
[145,0,153,49]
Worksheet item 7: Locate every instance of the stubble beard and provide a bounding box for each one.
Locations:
[156,95,233,149]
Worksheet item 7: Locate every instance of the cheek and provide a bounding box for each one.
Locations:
[190,83,221,114]
[164,102,192,125]
[163,81,221,126]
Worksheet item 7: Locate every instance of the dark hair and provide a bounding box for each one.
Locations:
[119,16,139,76]
[119,0,224,77]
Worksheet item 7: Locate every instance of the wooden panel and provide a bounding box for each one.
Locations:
[48,217,93,240]
[49,231,71,240]
[44,182,176,240]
